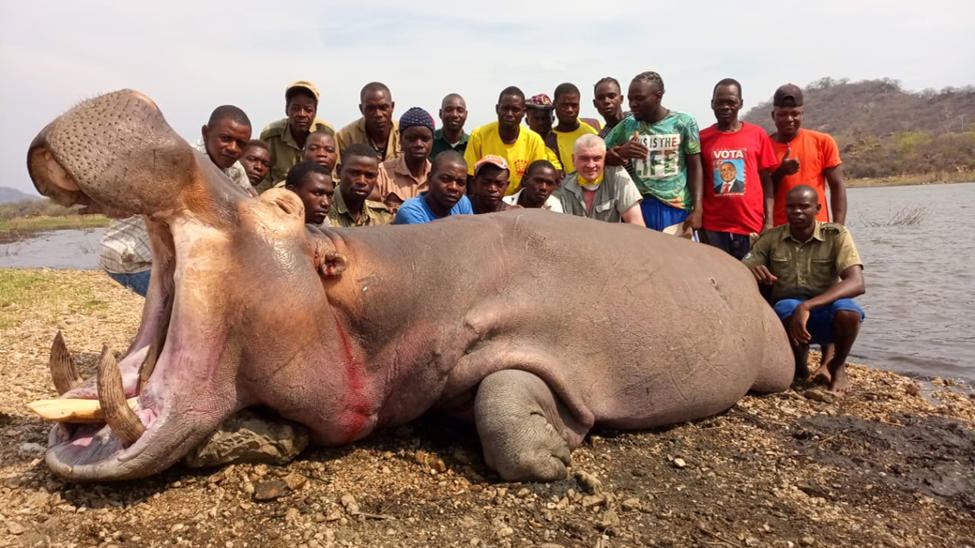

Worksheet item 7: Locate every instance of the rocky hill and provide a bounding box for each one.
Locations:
[0,186,38,204]
[742,78,975,179]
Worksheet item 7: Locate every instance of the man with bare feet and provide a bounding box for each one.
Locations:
[742,185,865,393]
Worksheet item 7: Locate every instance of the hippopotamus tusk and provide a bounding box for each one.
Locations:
[96,345,145,444]
[49,331,83,395]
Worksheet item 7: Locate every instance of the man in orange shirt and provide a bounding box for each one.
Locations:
[768,84,849,376]
[768,84,847,226]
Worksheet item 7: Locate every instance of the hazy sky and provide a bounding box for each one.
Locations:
[2,0,973,196]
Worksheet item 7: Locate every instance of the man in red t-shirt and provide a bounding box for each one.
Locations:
[768,84,847,226]
[699,78,777,259]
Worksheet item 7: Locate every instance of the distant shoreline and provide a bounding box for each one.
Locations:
[846,172,973,188]
[0,214,108,244]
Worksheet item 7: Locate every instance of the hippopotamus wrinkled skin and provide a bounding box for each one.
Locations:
[27,90,793,482]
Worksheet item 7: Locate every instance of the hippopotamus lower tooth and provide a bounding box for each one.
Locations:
[49,331,83,395]
[96,345,144,444]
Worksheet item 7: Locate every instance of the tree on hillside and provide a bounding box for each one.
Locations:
[742,78,975,179]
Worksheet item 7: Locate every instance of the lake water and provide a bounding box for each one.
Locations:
[0,227,105,269]
[846,183,975,380]
[1,185,973,380]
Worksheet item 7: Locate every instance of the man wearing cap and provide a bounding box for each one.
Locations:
[470,155,519,214]
[560,134,644,225]
[260,80,335,191]
[374,107,435,211]
[336,82,400,163]
[465,87,558,196]
[393,151,473,225]
[525,93,566,175]
[526,93,555,139]
[195,105,255,196]
[546,83,599,174]
[430,94,469,159]
[768,83,847,227]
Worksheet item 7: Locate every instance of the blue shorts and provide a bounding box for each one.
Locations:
[640,197,689,232]
[107,270,151,297]
[773,298,865,345]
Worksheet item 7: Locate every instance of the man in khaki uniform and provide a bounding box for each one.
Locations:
[259,80,335,191]
[336,82,400,164]
[742,185,865,394]
[329,143,393,227]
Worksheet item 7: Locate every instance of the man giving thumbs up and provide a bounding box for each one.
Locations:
[768,84,847,226]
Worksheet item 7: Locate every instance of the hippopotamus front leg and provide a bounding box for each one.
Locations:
[474,369,588,482]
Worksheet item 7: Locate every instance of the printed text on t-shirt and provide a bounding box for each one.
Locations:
[634,134,681,180]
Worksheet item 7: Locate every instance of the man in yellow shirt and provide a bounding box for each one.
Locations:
[464,87,557,196]
[546,83,598,174]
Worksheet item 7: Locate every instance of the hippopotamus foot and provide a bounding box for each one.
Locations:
[474,369,585,482]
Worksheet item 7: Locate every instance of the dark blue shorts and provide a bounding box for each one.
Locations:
[107,270,150,297]
[773,298,865,345]
[640,197,689,232]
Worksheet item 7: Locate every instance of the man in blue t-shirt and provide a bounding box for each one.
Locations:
[393,151,473,224]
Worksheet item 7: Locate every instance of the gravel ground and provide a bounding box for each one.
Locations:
[1,269,973,548]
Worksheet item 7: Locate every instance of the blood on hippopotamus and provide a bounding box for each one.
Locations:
[331,308,371,444]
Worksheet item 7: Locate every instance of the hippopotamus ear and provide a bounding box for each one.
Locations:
[317,250,349,278]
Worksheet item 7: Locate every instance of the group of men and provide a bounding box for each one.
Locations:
[99,72,865,394]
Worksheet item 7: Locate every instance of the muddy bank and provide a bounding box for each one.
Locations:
[1,270,973,548]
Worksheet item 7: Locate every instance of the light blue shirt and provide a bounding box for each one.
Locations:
[393,193,473,225]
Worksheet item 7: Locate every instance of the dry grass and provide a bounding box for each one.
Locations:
[857,205,928,227]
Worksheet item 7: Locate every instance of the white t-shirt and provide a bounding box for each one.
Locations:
[502,190,564,213]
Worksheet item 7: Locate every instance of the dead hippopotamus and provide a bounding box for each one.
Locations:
[26,90,793,482]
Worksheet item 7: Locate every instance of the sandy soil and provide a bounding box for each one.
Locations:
[1,269,973,548]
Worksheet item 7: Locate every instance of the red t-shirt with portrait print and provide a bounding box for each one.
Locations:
[699,122,778,235]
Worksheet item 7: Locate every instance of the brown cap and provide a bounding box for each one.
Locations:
[773,84,803,107]
[286,80,320,103]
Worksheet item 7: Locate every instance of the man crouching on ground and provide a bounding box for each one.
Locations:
[742,185,865,393]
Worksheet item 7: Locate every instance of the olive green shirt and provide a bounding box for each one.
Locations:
[335,118,401,164]
[258,117,335,191]
[430,128,469,159]
[742,222,863,303]
[328,188,393,228]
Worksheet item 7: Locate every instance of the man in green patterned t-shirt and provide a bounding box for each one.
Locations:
[604,71,703,232]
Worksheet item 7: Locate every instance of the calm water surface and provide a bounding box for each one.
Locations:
[2,186,973,379]
[846,182,975,380]
[0,228,105,270]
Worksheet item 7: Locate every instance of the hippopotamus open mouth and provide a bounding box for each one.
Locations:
[27,90,794,483]
[26,90,351,480]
